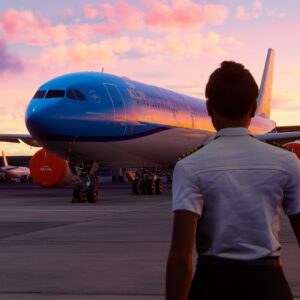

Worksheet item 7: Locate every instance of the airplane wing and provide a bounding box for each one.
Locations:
[254,131,300,144]
[0,134,41,147]
[276,125,300,133]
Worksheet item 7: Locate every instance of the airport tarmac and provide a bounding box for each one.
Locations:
[0,182,299,300]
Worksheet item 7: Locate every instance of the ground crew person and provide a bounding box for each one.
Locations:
[166,61,300,300]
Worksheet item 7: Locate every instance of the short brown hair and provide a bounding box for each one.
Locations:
[205,61,258,119]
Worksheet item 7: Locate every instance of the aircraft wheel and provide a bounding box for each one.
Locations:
[87,186,98,203]
[147,179,156,195]
[72,185,82,203]
[20,176,28,183]
[155,179,163,195]
[139,179,147,195]
[132,179,139,194]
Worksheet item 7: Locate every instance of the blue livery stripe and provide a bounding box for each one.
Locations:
[34,126,171,142]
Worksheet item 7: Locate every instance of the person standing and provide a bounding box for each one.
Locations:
[166,61,300,300]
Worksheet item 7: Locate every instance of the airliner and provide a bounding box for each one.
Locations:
[0,48,299,202]
[0,150,31,182]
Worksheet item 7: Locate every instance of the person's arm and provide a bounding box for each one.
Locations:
[289,212,300,247]
[166,210,198,300]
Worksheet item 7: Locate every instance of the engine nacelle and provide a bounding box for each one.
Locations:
[30,148,77,187]
[283,141,300,160]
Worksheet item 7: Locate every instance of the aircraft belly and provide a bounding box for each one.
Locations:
[43,128,214,167]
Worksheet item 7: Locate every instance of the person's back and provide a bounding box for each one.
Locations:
[178,129,299,260]
[166,61,300,300]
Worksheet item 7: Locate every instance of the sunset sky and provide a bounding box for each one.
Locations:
[0,0,299,155]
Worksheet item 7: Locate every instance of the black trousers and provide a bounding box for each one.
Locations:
[188,263,293,300]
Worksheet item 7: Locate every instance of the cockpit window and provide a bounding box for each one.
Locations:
[74,90,86,100]
[45,90,65,98]
[33,90,46,99]
[66,89,87,101]
[67,89,76,100]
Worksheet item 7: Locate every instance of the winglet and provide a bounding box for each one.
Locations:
[2,150,8,167]
[256,48,275,118]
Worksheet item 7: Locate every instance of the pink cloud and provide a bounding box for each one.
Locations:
[68,21,121,43]
[253,0,263,11]
[60,8,75,18]
[0,39,23,73]
[265,8,286,18]
[83,1,227,32]
[84,4,98,19]
[115,1,144,30]
[84,1,144,31]
[236,6,251,21]
[0,8,123,46]
[145,1,228,31]
[0,9,69,46]
[97,3,118,19]
[203,4,229,25]
[68,24,98,43]
[236,2,286,21]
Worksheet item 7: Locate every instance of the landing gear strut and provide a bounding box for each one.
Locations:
[132,173,164,195]
[71,162,99,203]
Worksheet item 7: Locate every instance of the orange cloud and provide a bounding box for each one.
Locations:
[39,38,131,70]
[132,33,243,60]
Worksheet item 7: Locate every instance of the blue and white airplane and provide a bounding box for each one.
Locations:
[1,48,300,202]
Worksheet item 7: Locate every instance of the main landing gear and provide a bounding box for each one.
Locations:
[132,173,164,195]
[71,162,99,203]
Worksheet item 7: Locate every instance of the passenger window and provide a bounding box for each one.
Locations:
[33,90,46,99]
[74,90,86,100]
[67,90,76,100]
[46,90,65,98]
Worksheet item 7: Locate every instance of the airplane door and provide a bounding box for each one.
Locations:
[103,83,127,135]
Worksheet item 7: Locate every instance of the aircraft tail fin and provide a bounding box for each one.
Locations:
[2,150,8,167]
[256,48,275,118]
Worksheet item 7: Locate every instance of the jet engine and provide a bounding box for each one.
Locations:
[283,141,300,159]
[30,148,77,187]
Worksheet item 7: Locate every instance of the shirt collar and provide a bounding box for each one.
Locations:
[215,127,251,138]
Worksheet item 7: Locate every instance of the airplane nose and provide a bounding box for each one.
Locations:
[25,101,60,138]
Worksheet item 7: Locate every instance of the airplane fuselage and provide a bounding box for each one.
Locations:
[25,72,276,167]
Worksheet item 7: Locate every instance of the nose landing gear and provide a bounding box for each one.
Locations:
[71,162,99,203]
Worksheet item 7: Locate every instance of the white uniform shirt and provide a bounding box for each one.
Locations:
[172,127,300,260]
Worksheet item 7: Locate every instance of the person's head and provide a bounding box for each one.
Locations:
[205,61,258,130]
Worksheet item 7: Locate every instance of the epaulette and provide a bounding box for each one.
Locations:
[178,145,204,161]
[266,141,293,152]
